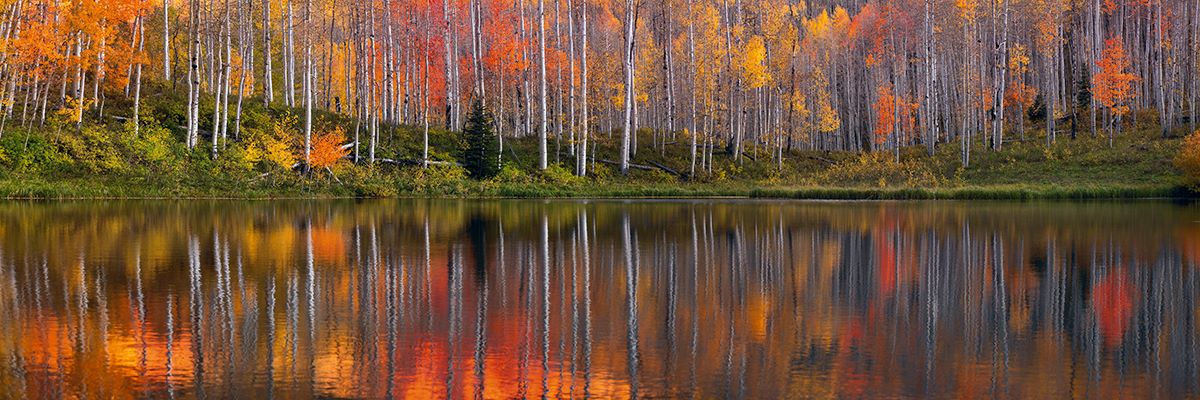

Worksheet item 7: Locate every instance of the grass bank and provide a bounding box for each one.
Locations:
[0,88,1194,200]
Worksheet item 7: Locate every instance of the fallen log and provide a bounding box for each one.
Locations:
[377,157,460,167]
[597,159,657,172]
[646,160,682,176]
[806,154,836,165]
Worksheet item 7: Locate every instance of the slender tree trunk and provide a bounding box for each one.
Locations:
[133,15,146,137]
[263,0,274,104]
[992,0,1009,151]
[424,7,432,168]
[619,0,635,174]
[303,0,313,168]
[577,0,589,177]
[687,0,697,177]
[537,0,549,170]
[567,0,577,158]
[1155,0,1167,137]
[187,0,201,149]
[286,0,296,107]
[163,0,171,81]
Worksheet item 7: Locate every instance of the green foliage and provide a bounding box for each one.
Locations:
[1,133,66,173]
[491,164,530,183]
[56,125,127,174]
[130,118,184,174]
[460,100,501,179]
[1075,73,1092,109]
[398,164,472,195]
[1027,93,1046,123]
[540,164,584,185]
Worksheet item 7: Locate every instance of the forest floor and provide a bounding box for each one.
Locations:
[0,93,1191,200]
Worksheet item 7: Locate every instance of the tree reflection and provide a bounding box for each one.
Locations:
[0,200,1197,398]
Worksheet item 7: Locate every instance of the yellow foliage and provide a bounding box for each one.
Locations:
[260,117,299,171]
[1008,44,1030,75]
[956,0,980,22]
[263,135,297,170]
[817,102,840,133]
[741,36,771,88]
[1175,130,1200,189]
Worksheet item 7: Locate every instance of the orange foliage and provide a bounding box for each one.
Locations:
[310,226,346,264]
[1093,272,1136,349]
[1093,37,1138,118]
[873,84,896,144]
[309,127,350,169]
[872,83,916,145]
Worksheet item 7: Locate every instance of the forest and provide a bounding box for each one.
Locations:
[0,0,1197,198]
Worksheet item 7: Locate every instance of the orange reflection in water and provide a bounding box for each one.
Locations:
[0,200,1198,398]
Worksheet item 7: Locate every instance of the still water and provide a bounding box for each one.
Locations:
[0,199,1198,398]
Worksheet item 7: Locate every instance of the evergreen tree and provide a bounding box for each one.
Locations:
[461,99,501,179]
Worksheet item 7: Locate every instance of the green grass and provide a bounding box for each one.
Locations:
[0,86,1193,200]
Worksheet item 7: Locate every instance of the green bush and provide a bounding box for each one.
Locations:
[57,125,127,174]
[540,164,583,185]
[0,132,71,174]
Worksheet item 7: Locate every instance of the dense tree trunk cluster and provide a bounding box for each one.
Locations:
[0,0,1195,172]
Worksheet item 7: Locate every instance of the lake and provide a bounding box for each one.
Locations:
[0,199,1198,398]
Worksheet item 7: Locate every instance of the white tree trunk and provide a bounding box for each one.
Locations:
[263,0,274,104]
[163,0,171,81]
[537,0,548,170]
[577,0,589,177]
[303,0,313,167]
[619,0,635,174]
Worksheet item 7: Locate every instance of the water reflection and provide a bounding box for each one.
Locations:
[0,200,1199,398]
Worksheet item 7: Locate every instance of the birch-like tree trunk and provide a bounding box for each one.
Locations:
[537,0,548,170]
[567,0,577,158]
[991,0,1009,151]
[263,0,274,105]
[687,0,697,177]
[285,0,296,107]
[163,0,170,81]
[577,0,589,177]
[187,0,201,149]
[303,0,313,168]
[619,0,635,174]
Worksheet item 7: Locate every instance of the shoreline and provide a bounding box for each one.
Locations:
[2,178,1190,201]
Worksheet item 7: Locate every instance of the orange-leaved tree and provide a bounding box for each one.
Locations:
[1093,36,1137,143]
[873,83,896,146]
[309,127,351,171]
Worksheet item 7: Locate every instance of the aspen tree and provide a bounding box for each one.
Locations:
[263,0,274,104]
[619,0,636,174]
[538,0,548,170]
[577,0,589,177]
[163,0,171,81]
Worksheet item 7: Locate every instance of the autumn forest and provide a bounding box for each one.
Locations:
[0,0,1198,196]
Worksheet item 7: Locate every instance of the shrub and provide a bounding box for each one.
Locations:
[1174,130,1200,190]
[540,164,583,185]
[130,118,182,173]
[309,127,350,171]
[491,164,529,183]
[57,125,126,174]
[0,132,71,174]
